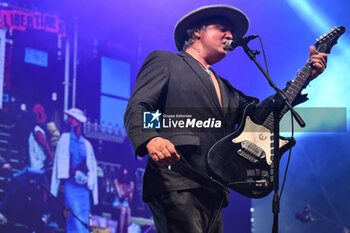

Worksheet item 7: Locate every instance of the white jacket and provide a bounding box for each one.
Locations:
[50,132,98,205]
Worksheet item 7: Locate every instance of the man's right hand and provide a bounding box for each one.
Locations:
[146,137,180,166]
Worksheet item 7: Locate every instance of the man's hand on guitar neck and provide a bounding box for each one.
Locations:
[308,45,328,81]
[146,137,180,166]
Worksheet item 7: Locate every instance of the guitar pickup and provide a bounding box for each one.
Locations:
[240,141,266,159]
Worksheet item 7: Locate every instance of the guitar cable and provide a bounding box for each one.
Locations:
[207,196,225,233]
[278,111,294,200]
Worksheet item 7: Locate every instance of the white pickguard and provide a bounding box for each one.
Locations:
[232,116,289,165]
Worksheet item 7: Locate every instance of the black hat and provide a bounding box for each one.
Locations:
[174,5,249,51]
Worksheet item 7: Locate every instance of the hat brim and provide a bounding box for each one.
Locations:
[64,110,87,123]
[174,5,249,51]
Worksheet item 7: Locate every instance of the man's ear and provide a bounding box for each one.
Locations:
[194,30,201,39]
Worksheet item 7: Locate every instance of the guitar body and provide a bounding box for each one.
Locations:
[207,26,345,198]
[207,104,295,198]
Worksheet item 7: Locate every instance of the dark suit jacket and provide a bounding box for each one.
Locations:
[124,50,307,201]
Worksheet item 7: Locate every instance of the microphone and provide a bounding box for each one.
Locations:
[225,35,259,51]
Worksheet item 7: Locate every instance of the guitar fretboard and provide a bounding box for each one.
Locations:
[262,61,313,130]
[262,26,346,130]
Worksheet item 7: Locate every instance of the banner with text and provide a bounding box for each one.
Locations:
[0,9,66,37]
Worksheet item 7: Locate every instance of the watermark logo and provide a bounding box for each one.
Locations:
[141,107,347,132]
[143,109,223,130]
[143,110,162,129]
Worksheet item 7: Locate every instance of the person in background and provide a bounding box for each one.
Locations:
[50,108,98,233]
[0,103,52,226]
[29,104,53,170]
[113,168,134,233]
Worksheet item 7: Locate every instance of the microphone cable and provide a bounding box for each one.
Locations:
[256,35,270,77]
[279,111,294,201]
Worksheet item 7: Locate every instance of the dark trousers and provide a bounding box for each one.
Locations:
[147,188,225,233]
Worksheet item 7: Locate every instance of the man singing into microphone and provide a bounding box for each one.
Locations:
[124,5,327,233]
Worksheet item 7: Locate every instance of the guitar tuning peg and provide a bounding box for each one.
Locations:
[334,26,337,29]
[319,36,323,39]
[323,34,326,36]
[316,38,319,41]
[330,28,334,32]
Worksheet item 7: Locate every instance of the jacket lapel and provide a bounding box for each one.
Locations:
[179,51,223,114]
[217,75,229,115]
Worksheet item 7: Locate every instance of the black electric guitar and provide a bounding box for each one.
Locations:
[207,26,346,198]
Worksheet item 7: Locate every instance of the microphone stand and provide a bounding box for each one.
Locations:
[40,184,92,232]
[240,43,305,233]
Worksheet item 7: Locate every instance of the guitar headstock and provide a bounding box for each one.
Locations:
[315,26,346,54]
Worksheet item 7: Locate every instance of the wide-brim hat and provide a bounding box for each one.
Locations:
[64,108,87,123]
[174,5,249,51]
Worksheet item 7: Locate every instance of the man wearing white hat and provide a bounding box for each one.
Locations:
[51,108,98,233]
[125,5,327,233]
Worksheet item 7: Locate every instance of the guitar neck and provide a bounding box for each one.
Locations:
[262,60,313,130]
[262,26,346,130]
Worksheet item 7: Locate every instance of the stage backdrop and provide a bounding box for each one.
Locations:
[1,0,349,232]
